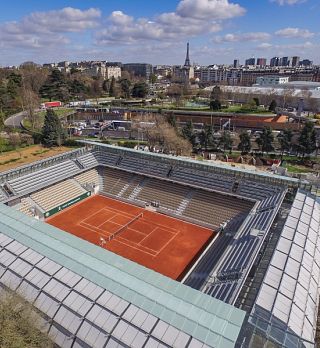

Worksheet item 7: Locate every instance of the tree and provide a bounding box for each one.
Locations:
[132,82,148,98]
[181,121,196,147]
[199,124,214,150]
[253,97,260,107]
[278,129,293,158]
[210,86,222,101]
[109,76,116,97]
[102,79,110,93]
[40,69,69,101]
[150,74,157,84]
[298,121,317,157]
[167,84,183,104]
[90,78,103,103]
[8,133,22,158]
[131,114,192,155]
[269,100,277,112]
[238,131,251,154]
[166,113,177,129]
[20,85,40,130]
[256,127,274,154]
[219,131,233,152]
[0,293,52,347]
[210,99,221,111]
[120,79,131,99]
[42,109,66,147]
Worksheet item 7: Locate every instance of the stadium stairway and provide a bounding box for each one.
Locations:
[0,186,8,202]
[176,189,195,215]
[128,177,150,200]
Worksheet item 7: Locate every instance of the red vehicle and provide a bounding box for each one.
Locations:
[41,101,62,109]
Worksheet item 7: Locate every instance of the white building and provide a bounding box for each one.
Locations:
[106,66,121,80]
[256,75,289,86]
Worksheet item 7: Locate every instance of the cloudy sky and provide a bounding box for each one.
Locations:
[0,0,318,66]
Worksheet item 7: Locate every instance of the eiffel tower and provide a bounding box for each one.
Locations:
[184,42,191,67]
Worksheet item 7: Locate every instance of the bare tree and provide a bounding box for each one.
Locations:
[132,114,192,155]
[20,86,40,129]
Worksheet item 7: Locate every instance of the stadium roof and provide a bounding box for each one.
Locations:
[0,203,246,347]
[80,141,301,186]
[250,190,320,347]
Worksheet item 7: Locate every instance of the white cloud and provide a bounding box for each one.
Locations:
[271,0,306,5]
[96,0,244,44]
[0,7,101,49]
[275,27,314,38]
[213,32,271,43]
[176,0,245,20]
[257,41,316,51]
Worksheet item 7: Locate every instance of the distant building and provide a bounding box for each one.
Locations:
[256,58,267,67]
[280,57,290,67]
[233,59,240,68]
[291,56,300,67]
[84,65,106,79]
[123,63,153,80]
[270,57,280,67]
[256,75,290,86]
[245,58,255,66]
[106,66,121,80]
[300,59,313,67]
[173,65,194,83]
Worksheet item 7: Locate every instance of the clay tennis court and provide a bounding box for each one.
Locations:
[47,195,214,280]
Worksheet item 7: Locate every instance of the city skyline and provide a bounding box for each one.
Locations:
[0,0,319,66]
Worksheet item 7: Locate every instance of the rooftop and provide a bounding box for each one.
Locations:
[0,202,246,347]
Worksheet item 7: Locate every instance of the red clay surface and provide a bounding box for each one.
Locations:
[46,195,214,280]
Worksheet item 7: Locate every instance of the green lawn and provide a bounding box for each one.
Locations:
[282,163,311,173]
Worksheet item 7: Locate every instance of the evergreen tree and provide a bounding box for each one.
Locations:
[278,129,293,158]
[166,113,177,129]
[181,121,196,146]
[238,131,251,154]
[210,99,221,111]
[210,86,222,101]
[120,79,131,99]
[253,97,260,107]
[256,127,274,154]
[42,109,66,147]
[199,124,214,150]
[132,82,148,98]
[219,131,233,152]
[269,100,277,112]
[298,121,317,157]
[109,76,116,97]
[40,69,69,101]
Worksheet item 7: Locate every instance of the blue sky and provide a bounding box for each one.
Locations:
[0,0,318,66]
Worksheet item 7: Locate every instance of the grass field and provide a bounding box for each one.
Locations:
[0,145,74,172]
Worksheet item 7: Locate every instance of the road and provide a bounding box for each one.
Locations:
[4,111,26,128]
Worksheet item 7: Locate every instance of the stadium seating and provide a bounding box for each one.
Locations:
[77,153,99,168]
[93,150,120,166]
[74,169,100,187]
[170,167,234,193]
[31,179,87,212]
[183,190,253,227]
[136,179,190,211]
[118,156,171,177]
[16,198,35,217]
[7,160,80,195]
[100,167,135,196]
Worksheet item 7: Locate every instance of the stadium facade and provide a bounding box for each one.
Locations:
[0,141,318,348]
